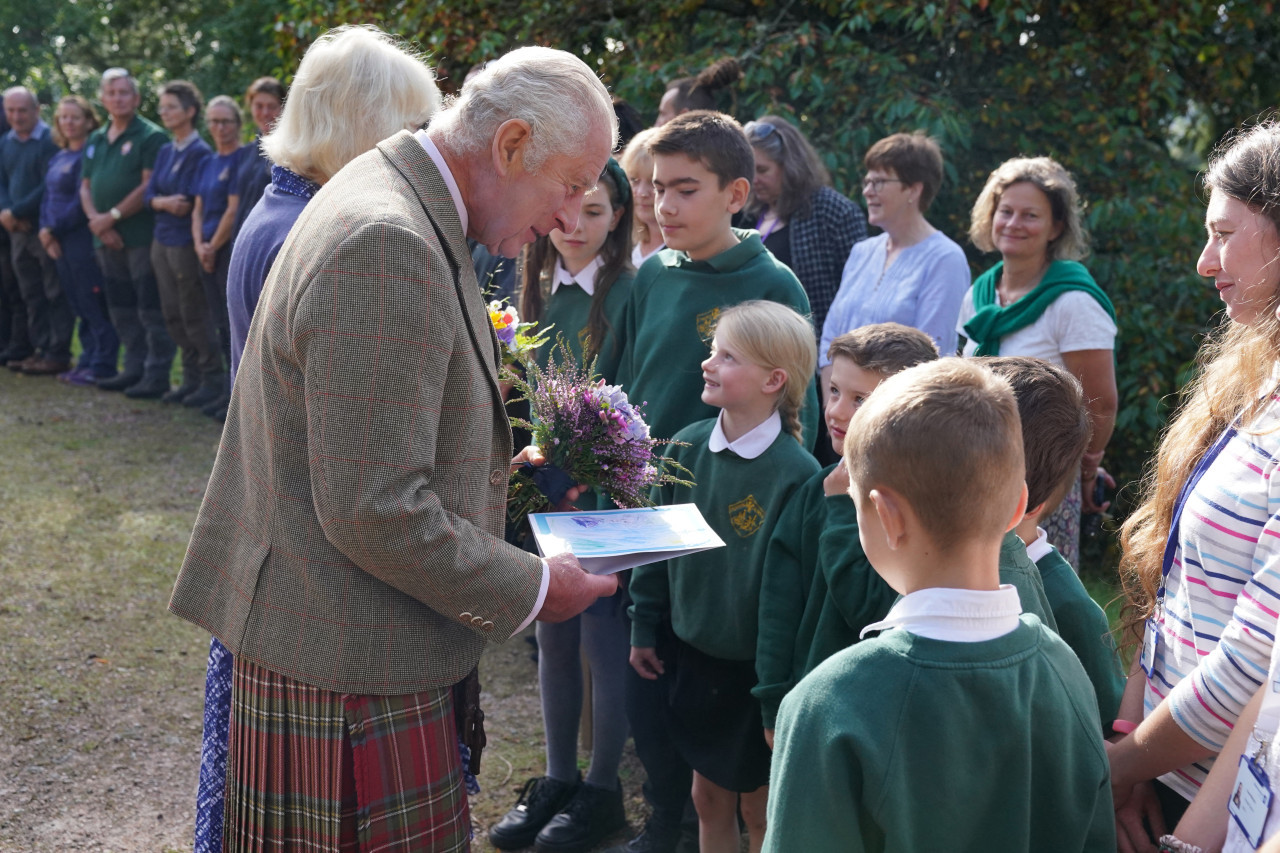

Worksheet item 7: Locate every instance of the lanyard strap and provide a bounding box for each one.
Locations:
[1157,421,1240,603]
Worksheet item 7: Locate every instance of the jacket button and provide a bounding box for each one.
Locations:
[481,620,495,632]
[491,469,505,485]
[471,616,484,627]
[459,611,472,621]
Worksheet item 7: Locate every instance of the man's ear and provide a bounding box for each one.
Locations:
[1005,482,1030,533]
[491,119,532,176]
[870,487,907,550]
[727,176,751,213]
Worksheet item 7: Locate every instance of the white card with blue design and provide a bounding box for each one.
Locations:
[528,504,726,575]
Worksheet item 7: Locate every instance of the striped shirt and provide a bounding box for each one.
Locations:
[1144,393,1280,800]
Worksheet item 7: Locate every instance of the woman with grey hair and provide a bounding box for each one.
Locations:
[740,114,866,335]
[957,156,1118,568]
[195,24,442,853]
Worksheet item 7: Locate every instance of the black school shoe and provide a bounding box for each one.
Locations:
[536,780,627,853]
[490,775,580,850]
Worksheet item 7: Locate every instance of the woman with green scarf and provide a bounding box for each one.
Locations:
[956,156,1117,569]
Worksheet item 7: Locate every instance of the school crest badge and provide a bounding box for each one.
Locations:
[728,495,765,538]
[696,308,721,342]
[121,141,132,156]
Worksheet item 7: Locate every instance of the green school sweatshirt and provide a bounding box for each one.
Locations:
[1036,545,1125,726]
[536,271,634,384]
[754,465,895,728]
[616,230,819,447]
[765,617,1115,853]
[629,418,820,660]
[1000,531,1057,631]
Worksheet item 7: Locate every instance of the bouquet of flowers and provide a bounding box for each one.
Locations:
[505,338,692,528]
[488,300,550,366]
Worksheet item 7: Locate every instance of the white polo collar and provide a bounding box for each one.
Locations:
[1025,527,1053,563]
[859,585,1022,642]
[552,256,602,296]
[708,410,781,460]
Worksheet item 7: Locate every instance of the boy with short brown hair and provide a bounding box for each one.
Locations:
[763,359,1114,853]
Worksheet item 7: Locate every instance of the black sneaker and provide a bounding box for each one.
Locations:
[489,775,580,851]
[96,371,143,392]
[536,780,627,853]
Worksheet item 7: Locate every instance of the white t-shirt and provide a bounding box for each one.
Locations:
[955,289,1116,366]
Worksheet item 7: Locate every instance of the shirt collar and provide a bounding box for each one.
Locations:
[552,256,602,296]
[669,229,765,272]
[270,165,321,201]
[632,243,664,268]
[8,120,50,143]
[415,129,468,239]
[707,410,781,459]
[172,132,200,152]
[1025,527,1053,564]
[859,585,1022,643]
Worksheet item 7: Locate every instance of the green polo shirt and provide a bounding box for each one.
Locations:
[82,115,168,248]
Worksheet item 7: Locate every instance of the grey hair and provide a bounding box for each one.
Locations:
[100,67,139,96]
[2,86,37,108]
[431,46,616,173]
[261,24,441,184]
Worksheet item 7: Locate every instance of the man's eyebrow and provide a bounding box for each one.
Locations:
[652,176,700,188]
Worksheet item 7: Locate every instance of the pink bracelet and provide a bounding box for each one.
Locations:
[1112,719,1138,734]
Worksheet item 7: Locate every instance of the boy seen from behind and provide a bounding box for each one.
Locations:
[985,355,1125,728]
[754,323,936,740]
[763,359,1114,853]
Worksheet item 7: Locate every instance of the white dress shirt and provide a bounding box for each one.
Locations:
[860,585,1023,643]
[708,410,782,460]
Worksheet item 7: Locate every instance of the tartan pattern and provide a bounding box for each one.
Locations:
[788,185,868,331]
[168,130,545,694]
[224,656,470,853]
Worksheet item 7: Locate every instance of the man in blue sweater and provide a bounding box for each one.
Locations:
[1,87,70,374]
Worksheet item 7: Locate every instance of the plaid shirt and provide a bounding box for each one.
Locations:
[788,185,867,332]
[169,131,544,694]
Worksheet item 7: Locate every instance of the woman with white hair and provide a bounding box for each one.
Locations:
[194,24,441,853]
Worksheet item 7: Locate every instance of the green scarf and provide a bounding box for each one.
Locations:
[962,260,1116,357]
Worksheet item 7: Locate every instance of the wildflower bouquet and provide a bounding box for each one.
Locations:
[506,339,692,528]
[488,300,550,366]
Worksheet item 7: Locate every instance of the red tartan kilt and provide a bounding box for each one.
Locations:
[224,656,471,852]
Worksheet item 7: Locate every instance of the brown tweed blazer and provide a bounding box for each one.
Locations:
[169,130,544,694]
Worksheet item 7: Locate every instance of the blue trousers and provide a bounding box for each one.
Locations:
[56,228,118,376]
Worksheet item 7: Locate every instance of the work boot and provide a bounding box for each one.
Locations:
[97,370,143,392]
[182,375,226,409]
[163,362,200,403]
[123,372,171,399]
[489,775,580,851]
[536,780,627,853]
[19,356,72,376]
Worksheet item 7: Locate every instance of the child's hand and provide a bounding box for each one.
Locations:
[629,646,665,680]
[764,728,774,750]
[823,459,851,497]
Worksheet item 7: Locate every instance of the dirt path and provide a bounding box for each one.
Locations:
[0,371,643,852]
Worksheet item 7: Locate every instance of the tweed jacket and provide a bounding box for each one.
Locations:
[788,185,867,333]
[169,130,545,694]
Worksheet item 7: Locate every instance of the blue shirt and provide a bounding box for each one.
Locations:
[194,146,247,242]
[144,135,213,246]
[227,166,319,382]
[40,147,88,237]
[819,230,971,365]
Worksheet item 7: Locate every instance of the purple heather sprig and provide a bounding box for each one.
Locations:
[506,338,692,527]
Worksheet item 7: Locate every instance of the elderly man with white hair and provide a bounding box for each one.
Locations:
[169,45,619,851]
[0,86,71,374]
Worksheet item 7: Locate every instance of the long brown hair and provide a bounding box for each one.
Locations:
[519,160,634,363]
[1119,120,1280,647]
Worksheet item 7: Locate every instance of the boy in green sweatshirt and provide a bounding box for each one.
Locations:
[764,359,1114,853]
[986,356,1125,729]
[615,110,818,448]
[753,323,937,735]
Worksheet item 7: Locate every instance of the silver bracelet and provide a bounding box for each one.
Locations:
[1157,835,1204,853]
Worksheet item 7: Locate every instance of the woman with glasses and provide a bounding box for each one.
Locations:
[818,131,970,397]
[189,95,248,420]
[957,157,1117,569]
[740,115,866,335]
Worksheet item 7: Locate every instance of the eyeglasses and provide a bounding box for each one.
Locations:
[207,118,239,126]
[743,121,777,141]
[862,177,905,193]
